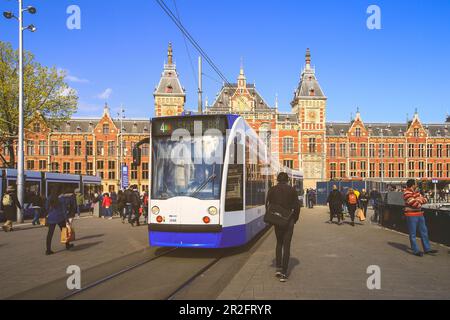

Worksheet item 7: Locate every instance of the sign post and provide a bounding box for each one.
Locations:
[432,179,438,203]
[122,165,129,190]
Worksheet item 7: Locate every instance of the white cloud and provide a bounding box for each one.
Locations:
[97,88,113,100]
[59,68,89,84]
[66,75,90,84]
[77,101,103,113]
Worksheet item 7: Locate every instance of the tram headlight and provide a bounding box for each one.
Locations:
[208,206,218,216]
[151,206,160,215]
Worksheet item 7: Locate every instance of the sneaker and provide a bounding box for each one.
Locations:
[45,250,54,256]
[108,217,113,220]
[275,268,283,278]
[425,250,438,255]
[351,222,355,227]
[279,274,288,283]
[66,244,74,250]
[413,252,424,257]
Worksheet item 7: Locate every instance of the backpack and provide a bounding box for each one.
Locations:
[2,194,13,207]
[348,193,358,205]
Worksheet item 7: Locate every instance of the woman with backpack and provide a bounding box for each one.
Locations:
[346,188,359,227]
[2,186,21,232]
[45,187,74,255]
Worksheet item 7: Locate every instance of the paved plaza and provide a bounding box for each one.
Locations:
[218,207,450,300]
[1,207,449,300]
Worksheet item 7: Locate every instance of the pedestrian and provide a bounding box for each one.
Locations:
[265,172,301,283]
[117,190,126,222]
[75,188,84,219]
[31,189,44,226]
[142,191,149,224]
[111,190,118,216]
[124,187,134,224]
[63,188,77,225]
[403,179,438,257]
[327,185,344,225]
[345,188,359,227]
[45,188,74,255]
[359,189,370,218]
[102,193,113,220]
[370,188,382,223]
[130,186,141,227]
[1,186,21,232]
[307,189,315,209]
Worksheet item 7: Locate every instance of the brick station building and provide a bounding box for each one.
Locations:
[157,44,450,189]
[1,43,450,191]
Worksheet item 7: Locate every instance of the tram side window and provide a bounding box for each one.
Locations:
[245,135,266,209]
[225,136,244,212]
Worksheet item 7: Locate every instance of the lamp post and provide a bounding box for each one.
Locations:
[117,107,125,190]
[3,1,37,223]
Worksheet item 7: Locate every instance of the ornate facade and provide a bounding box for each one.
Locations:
[1,43,449,192]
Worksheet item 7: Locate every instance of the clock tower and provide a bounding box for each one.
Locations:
[291,48,327,189]
[154,43,186,117]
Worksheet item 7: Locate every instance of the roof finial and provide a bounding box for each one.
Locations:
[103,102,110,116]
[415,107,418,115]
[305,48,311,68]
[168,42,173,65]
[240,57,244,75]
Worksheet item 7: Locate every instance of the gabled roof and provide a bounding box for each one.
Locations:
[293,49,326,101]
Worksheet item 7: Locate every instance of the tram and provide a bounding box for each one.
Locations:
[0,169,101,221]
[145,114,304,248]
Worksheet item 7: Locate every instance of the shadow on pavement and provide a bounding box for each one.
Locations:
[270,258,300,277]
[76,234,105,241]
[70,241,103,252]
[388,241,411,254]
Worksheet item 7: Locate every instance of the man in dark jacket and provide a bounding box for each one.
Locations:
[266,172,301,283]
[358,189,370,218]
[2,186,21,232]
[327,185,344,225]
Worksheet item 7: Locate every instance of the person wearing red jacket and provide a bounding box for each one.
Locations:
[102,193,113,220]
[403,180,438,257]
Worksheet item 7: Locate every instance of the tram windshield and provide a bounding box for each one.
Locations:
[152,134,224,200]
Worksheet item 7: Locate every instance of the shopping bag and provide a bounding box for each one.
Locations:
[61,227,69,244]
[67,225,76,242]
[39,217,48,226]
[356,208,366,222]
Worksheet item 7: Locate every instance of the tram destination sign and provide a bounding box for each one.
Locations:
[152,116,228,137]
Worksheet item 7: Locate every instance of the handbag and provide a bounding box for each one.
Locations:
[356,208,366,222]
[264,203,294,228]
[39,217,48,226]
[67,225,76,242]
[61,227,69,244]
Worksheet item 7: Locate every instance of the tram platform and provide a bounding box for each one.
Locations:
[0,215,150,299]
[218,206,450,300]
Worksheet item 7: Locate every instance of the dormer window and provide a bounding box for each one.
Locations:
[413,128,420,137]
[143,126,148,133]
[33,123,40,133]
[309,88,315,96]
[355,128,361,137]
[76,126,82,132]
[103,123,109,134]
[165,84,173,93]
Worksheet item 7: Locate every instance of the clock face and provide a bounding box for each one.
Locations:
[307,110,317,121]
[162,105,177,116]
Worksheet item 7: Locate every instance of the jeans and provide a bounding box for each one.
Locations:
[32,208,40,225]
[406,216,431,254]
[125,204,133,222]
[104,207,112,217]
[274,220,295,275]
[76,205,81,217]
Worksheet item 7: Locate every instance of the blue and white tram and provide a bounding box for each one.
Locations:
[148,114,301,248]
[0,169,101,220]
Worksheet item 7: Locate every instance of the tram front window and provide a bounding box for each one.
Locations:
[152,135,224,200]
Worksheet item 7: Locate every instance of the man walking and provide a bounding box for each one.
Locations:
[359,189,370,218]
[403,179,438,257]
[266,172,301,283]
[327,185,344,225]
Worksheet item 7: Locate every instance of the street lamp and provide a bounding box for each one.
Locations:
[3,0,37,223]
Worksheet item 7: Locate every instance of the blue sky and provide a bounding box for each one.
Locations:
[1,0,449,123]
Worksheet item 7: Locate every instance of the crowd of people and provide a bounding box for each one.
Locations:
[326,186,382,226]
[92,185,149,227]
